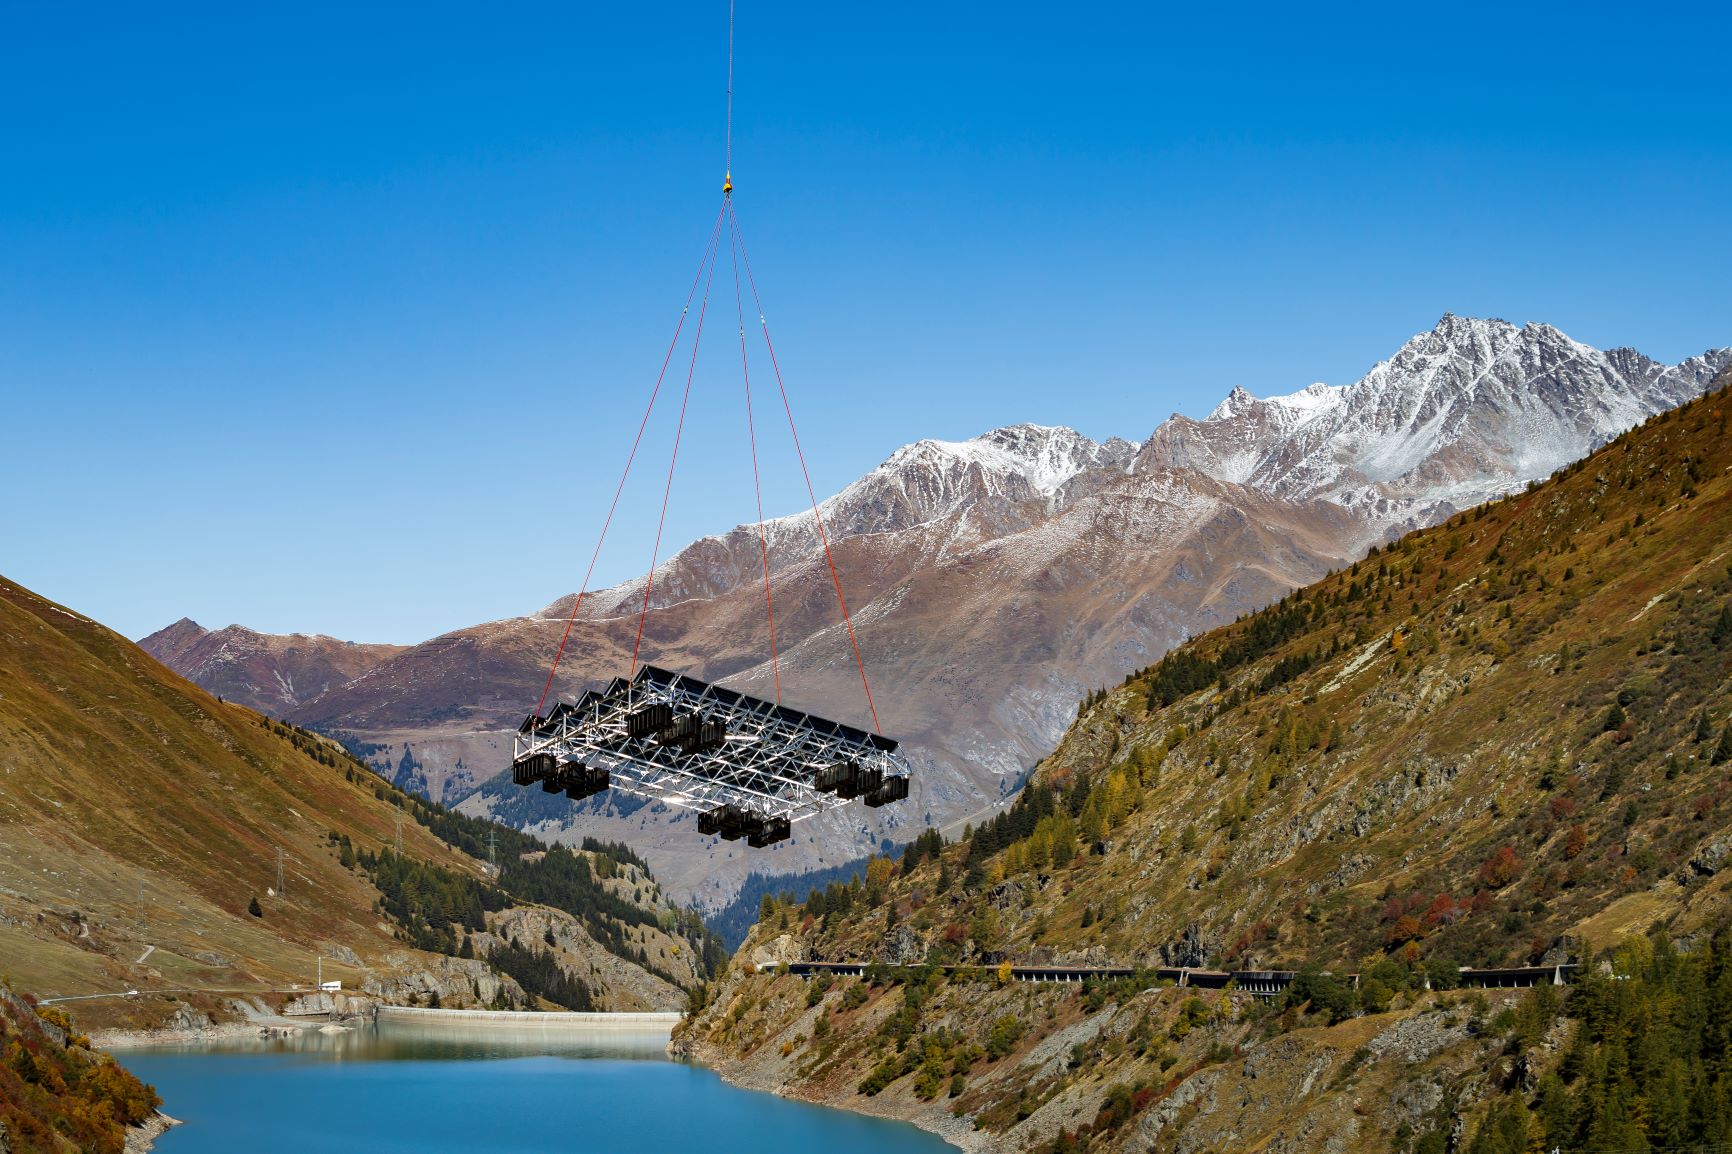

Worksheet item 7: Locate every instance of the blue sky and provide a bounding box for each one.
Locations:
[3,1,1728,643]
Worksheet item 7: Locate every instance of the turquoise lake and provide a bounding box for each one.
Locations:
[118,1022,956,1154]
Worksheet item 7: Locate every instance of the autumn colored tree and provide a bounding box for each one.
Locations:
[1478,846,1523,890]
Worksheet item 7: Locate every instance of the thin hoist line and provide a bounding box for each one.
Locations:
[534,205,726,717]
[729,201,780,702]
[728,199,882,734]
[630,209,723,677]
[725,0,735,180]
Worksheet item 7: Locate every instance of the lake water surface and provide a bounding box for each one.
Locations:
[119,1021,955,1154]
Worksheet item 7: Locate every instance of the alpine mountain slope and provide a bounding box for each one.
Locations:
[145,316,1730,907]
[678,363,1732,1154]
[139,618,405,715]
[0,576,722,1032]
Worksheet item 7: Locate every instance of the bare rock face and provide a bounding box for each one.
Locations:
[363,955,519,1007]
[748,933,807,970]
[1161,923,1219,968]
[144,318,1730,904]
[883,926,925,965]
[164,1003,214,1031]
[1689,835,1732,876]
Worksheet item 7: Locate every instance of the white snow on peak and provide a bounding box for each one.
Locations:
[550,315,1728,619]
[1166,314,1732,515]
[1267,381,1345,413]
[883,423,1135,497]
[1206,381,1346,424]
[1205,386,1255,422]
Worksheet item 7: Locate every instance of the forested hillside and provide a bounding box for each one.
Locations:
[678,368,1732,1153]
[0,980,163,1154]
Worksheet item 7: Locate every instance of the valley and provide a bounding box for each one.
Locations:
[10,6,1729,1151]
[0,576,724,1040]
[142,316,1732,910]
[676,366,1732,1153]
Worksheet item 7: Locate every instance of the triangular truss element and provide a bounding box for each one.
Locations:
[512,666,911,845]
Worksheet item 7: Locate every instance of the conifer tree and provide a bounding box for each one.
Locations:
[1713,604,1732,646]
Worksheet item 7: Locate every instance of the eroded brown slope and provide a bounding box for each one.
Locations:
[0,578,698,1023]
[138,618,404,714]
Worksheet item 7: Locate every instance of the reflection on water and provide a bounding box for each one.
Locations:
[130,1018,675,1063]
[119,1019,957,1153]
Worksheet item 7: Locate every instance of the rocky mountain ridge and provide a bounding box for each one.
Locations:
[139,617,405,715]
[142,317,1731,907]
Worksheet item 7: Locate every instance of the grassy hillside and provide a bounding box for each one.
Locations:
[679,368,1732,1152]
[0,577,719,1026]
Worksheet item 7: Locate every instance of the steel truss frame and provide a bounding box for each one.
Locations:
[511,665,910,825]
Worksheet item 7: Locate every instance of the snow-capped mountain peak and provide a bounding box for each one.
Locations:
[556,315,1727,629]
[1144,315,1732,520]
[1205,385,1257,422]
[882,423,1136,499]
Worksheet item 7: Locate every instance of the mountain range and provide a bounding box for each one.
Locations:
[141,315,1731,906]
[679,361,1732,1154]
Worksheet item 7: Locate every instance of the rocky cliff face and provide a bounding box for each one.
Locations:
[144,318,1730,906]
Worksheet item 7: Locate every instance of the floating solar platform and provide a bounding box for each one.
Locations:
[510,665,911,845]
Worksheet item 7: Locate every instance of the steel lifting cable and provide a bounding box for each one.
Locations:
[532,205,727,718]
[629,218,723,677]
[729,202,781,702]
[728,199,883,734]
[537,1,883,741]
[725,0,735,184]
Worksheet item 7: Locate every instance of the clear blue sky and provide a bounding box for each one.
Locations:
[3,1,1728,644]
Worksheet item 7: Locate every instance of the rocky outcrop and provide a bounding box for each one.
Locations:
[748,933,807,970]
[1689,835,1732,877]
[681,950,1526,1154]
[483,905,691,1012]
[362,954,521,1007]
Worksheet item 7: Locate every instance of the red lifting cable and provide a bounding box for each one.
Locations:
[630,220,723,677]
[727,199,882,734]
[729,207,780,702]
[533,206,727,718]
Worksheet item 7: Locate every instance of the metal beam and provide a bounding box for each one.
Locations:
[512,665,911,828]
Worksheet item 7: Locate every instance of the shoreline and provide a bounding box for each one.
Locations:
[96,1007,951,1151]
[674,1035,974,1153]
[95,1006,683,1049]
[124,1110,180,1154]
[95,1019,291,1050]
